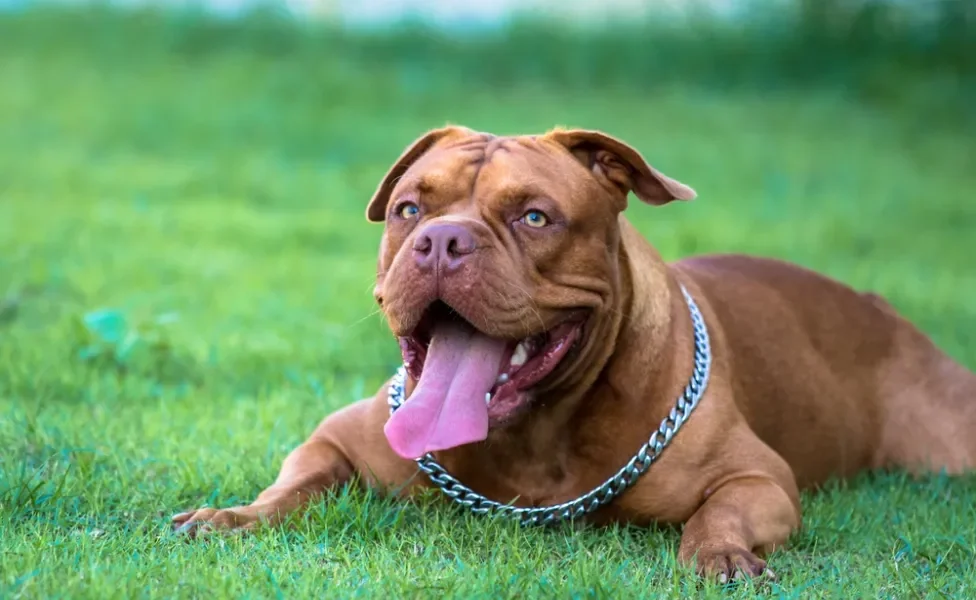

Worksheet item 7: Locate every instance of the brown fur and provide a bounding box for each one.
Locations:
[173,126,976,580]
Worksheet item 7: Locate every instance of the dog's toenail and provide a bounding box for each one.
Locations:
[175,521,200,534]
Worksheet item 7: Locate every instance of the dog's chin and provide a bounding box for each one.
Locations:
[397,300,586,425]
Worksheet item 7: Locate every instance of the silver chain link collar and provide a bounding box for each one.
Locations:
[387,285,711,527]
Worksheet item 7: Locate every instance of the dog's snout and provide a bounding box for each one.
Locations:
[413,222,477,272]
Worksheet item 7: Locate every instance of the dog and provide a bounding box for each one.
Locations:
[172,126,976,580]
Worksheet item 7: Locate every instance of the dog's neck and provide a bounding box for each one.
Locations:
[604,218,691,405]
[558,218,695,458]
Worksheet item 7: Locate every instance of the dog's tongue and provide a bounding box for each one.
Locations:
[384,320,506,460]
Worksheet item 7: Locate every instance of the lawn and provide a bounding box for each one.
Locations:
[1,7,975,599]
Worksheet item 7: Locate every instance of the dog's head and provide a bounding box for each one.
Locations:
[369,126,695,459]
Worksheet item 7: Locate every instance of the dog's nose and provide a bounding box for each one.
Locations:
[413,222,477,272]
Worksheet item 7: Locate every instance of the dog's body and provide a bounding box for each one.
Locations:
[174,127,976,579]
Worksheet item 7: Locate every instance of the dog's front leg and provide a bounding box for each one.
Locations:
[677,472,801,582]
[171,394,409,537]
[171,435,356,536]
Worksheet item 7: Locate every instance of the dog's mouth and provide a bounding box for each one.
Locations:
[384,300,583,460]
[399,302,583,402]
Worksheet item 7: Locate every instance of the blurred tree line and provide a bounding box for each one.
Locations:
[1,0,972,124]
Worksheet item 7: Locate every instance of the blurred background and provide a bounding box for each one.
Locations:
[1,0,974,595]
[2,0,973,383]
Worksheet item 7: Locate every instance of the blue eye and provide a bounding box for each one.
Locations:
[520,210,549,228]
[398,203,420,219]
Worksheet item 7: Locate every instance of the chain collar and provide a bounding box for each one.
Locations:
[387,285,711,526]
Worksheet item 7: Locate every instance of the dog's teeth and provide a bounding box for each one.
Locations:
[496,373,509,384]
[511,343,528,367]
[485,392,491,405]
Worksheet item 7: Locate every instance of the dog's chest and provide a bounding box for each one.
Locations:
[435,449,587,509]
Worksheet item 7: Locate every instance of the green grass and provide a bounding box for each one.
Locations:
[2,7,976,598]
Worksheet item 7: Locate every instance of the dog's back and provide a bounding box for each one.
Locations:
[674,254,976,488]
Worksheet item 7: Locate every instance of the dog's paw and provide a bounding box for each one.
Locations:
[170,507,259,538]
[693,544,775,584]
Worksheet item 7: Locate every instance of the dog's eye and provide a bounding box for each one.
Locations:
[520,210,549,228]
[398,203,420,219]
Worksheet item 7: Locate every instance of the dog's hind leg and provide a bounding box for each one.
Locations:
[873,313,976,475]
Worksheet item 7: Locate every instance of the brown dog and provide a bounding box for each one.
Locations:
[172,126,976,580]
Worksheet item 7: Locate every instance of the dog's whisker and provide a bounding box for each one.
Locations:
[343,307,385,330]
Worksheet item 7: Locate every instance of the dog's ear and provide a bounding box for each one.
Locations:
[543,128,696,206]
[366,126,477,222]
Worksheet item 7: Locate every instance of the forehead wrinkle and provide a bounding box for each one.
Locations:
[512,135,552,154]
[472,139,566,201]
[489,179,557,203]
[442,142,489,198]
[395,142,488,194]
[451,135,494,150]
[483,137,515,162]
[457,138,506,201]
[410,137,547,206]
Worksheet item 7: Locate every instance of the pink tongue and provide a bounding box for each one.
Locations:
[384,320,507,460]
